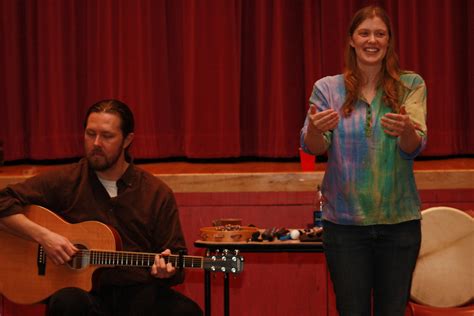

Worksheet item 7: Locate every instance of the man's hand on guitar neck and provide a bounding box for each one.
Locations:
[151,248,176,279]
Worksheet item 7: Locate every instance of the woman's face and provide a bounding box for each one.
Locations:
[350,16,389,67]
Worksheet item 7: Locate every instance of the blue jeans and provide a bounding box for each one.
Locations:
[323,220,421,316]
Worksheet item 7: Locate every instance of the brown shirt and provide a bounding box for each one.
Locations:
[0,158,187,288]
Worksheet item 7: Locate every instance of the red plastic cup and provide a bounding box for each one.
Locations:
[299,147,315,171]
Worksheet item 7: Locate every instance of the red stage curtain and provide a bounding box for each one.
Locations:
[0,0,472,161]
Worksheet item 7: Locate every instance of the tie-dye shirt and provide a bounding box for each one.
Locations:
[301,73,427,225]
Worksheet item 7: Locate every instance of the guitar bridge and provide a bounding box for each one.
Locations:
[37,245,46,276]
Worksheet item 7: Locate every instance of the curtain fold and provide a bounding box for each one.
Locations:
[0,0,472,161]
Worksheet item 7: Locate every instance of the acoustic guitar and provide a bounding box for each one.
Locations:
[0,205,244,305]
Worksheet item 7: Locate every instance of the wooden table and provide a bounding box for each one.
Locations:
[194,239,324,316]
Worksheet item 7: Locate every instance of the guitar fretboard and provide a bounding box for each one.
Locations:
[76,250,204,268]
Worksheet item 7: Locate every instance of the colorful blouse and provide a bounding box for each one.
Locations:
[301,73,427,225]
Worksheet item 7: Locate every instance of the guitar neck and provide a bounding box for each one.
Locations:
[85,250,203,269]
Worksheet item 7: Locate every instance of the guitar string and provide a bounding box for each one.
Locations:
[73,255,203,260]
[73,250,233,260]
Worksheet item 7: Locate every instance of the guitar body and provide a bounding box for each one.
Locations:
[0,205,119,304]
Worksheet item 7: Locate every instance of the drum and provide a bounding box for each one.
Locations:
[410,207,474,308]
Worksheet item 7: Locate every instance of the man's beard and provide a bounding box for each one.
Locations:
[87,147,121,171]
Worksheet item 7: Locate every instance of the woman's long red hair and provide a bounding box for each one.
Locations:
[342,6,405,117]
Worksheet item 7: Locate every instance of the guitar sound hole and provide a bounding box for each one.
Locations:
[68,244,89,269]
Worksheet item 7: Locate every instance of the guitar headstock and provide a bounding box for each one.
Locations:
[203,250,244,274]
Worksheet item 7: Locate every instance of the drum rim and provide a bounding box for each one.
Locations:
[421,206,473,219]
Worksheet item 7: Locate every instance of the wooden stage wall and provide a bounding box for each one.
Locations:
[1,161,473,316]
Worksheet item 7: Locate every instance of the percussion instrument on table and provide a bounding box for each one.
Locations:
[200,226,259,242]
[410,206,474,308]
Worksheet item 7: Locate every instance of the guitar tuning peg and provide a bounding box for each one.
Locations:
[234,249,240,256]
[223,249,229,255]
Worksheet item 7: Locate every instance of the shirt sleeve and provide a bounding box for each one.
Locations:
[0,171,62,218]
[300,80,332,154]
[151,189,187,287]
[399,76,428,159]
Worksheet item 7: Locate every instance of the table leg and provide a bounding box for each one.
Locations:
[205,269,211,316]
[224,272,229,316]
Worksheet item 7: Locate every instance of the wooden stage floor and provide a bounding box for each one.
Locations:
[1,157,473,174]
[1,157,473,193]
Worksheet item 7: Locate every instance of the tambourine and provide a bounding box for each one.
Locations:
[200,226,259,242]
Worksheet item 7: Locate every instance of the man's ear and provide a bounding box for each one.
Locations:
[124,132,134,149]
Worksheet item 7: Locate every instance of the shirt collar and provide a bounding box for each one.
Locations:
[118,163,136,188]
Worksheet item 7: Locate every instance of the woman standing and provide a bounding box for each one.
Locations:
[301,5,427,316]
